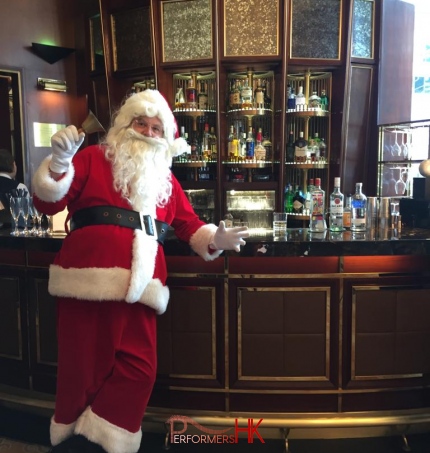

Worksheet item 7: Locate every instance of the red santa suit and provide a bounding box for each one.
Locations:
[32,144,222,453]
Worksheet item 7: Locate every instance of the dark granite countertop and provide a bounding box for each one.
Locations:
[1,227,430,257]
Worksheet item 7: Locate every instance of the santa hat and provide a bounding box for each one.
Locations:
[114,89,189,157]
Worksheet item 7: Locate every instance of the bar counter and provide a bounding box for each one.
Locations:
[1,227,430,441]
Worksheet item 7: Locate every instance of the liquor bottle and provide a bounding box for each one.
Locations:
[287,88,296,110]
[286,130,295,162]
[264,81,271,109]
[284,183,294,213]
[343,194,352,229]
[294,131,308,162]
[305,178,315,213]
[319,138,327,162]
[295,85,305,109]
[240,131,247,158]
[228,126,239,158]
[254,128,266,161]
[202,123,210,158]
[262,133,272,161]
[224,213,234,228]
[175,87,185,109]
[308,91,321,108]
[254,80,265,109]
[241,71,253,109]
[229,80,241,110]
[309,178,326,232]
[209,127,217,158]
[227,125,235,158]
[292,185,305,214]
[190,128,200,156]
[198,81,208,110]
[320,89,329,110]
[231,127,239,158]
[245,127,255,160]
[329,177,344,231]
[351,182,367,231]
[186,74,197,109]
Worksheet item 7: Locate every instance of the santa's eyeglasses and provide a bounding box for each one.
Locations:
[132,117,164,137]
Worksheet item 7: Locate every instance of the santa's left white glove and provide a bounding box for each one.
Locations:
[210,220,249,252]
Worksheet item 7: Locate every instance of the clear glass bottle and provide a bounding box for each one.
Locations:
[309,178,326,232]
[227,125,235,158]
[241,71,253,109]
[329,177,344,231]
[295,85,305,109]
[305,178,315,214]
[343,194,352,229]
[308,91,321,108]
[351,182,367,231]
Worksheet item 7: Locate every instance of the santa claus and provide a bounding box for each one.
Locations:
[32,89,248,453]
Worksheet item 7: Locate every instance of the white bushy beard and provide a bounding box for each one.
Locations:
[105,128,172,215]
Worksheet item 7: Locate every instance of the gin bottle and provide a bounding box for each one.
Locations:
[329,177,344,231]
[309,178,326,232]
[351,182,367,232]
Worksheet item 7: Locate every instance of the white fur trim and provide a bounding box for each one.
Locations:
[32,155,75,202]
[50,416,76,446]
[169,137,190,157]
[48,266,170,314]
[75,406,141,453]
[125,229,158,303]
[49,265,130,301]
[140,278,170,314]
[189,224,223,261]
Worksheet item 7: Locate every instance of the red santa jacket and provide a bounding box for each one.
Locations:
[32,145,221,314]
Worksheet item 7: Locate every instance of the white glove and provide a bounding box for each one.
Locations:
[50,125,85,173]
[210,220,249,252]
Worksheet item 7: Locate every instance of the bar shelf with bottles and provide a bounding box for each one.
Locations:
[285,70,332,225]
[171,70,218,180]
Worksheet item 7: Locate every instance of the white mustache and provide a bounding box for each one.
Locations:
[124,128,169,152]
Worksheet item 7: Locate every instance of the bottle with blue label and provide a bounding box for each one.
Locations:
[351,182,367,231]
[246,127,255,160]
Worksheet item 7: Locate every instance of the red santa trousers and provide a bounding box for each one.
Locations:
[52,297,157,453]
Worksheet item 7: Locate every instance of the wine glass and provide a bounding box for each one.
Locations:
[28,197,38,236]
[9,197,22,236]
[391,131,401,158]
[31,202,44,236]
[20,197,30,235]
[394,167,406,195]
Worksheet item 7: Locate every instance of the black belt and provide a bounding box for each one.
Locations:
[70,206,170,245]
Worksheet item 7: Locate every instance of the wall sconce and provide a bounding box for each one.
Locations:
[31,42,75,64]
[37,77,67,92]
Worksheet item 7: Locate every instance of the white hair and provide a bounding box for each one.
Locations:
[104,128,172,215]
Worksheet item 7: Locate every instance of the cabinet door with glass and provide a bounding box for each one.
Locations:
[377,120,430,199]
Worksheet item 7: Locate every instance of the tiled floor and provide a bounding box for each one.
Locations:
[1,407,430,453]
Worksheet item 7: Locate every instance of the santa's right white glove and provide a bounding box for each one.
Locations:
[210,220,249,252]
[49,125,85,174]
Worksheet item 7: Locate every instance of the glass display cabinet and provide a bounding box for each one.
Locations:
[377,119,430,198]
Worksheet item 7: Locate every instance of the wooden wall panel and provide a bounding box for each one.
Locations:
[342,65,373,195]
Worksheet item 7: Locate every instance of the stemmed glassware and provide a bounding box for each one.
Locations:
[20,197,30,235]
[9,196,22,236]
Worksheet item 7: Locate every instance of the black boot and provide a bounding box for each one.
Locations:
[49,434,106,453]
